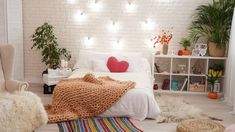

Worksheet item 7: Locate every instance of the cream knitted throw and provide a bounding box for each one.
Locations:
[45,73,135,123]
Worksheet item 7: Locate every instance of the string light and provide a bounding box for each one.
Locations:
[113,40,123,50]
[126,2,135,12]
[73,10,87,22]
[84,37,93,48]
[142,19,155,30]
[90,0,102,11]
[108,21,119,32]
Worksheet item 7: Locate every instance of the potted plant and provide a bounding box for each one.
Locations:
[31,22,71,71]
[179,38,191,55]
[189,0,235,57]
[206,66,223,99]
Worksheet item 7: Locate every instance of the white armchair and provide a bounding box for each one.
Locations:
[0,44,29,92]
[0,44,48,132]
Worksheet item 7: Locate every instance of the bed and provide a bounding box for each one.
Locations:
[71,50,161,121]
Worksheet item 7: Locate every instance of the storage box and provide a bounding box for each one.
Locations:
[43,84,56,94]
[43,74,66,86]
[189,84,205,92]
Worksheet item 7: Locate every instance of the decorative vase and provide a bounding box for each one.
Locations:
[208,84,218,99]
[182,50,190,55]
[162,44,168,55]
[208,92,218,99]
[208,42,225,57]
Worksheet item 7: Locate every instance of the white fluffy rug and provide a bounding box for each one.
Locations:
[155,94,215,123]
[0,91,48,132]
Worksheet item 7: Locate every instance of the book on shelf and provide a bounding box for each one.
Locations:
[180,78,188,91]
[154,63,161,73]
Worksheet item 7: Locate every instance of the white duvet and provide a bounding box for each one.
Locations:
[69,69,161,121]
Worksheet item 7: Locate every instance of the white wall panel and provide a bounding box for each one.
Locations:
[7,0,24,80]
[0,0,24,80]
[23,0,212,83]
[0,0,7,43]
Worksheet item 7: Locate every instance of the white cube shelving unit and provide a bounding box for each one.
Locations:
[152,54,227,94]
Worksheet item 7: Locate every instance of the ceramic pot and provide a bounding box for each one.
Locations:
[208,42,225,57]
[162,44,168,55]
[208,92,218,99]
[182,50,190,55]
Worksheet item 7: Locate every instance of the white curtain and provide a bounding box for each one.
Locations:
[225,8,235,113]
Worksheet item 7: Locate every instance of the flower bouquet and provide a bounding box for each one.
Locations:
[206,66,223,99]
[151,29,173,55]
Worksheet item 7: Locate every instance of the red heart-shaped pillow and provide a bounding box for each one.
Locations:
[107,56,129,72]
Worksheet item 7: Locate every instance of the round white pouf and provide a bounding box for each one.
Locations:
[177,119,225,132]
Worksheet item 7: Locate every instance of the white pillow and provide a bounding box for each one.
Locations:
[73,50,144,70]
[73,50,110,70]
[92,59,110,72]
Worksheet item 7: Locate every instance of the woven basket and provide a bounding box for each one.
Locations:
[177,119,225,132]
[189,84,205,92]
[208,42,225,57]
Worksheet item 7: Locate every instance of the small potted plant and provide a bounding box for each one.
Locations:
[31,22,71,72]
[179,38,191,55]
[206,67,223,99]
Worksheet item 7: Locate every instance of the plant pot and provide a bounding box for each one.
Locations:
[182,50,190,55]
[208,92,218,99]
[208,42,225,57]
[162,44,168,55]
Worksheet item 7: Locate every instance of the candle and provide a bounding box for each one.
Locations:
[61,59,65,68]
[64,61,68,68]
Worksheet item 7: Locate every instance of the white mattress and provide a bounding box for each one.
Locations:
[69,69,161,121]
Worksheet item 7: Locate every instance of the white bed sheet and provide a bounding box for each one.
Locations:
[69,69,161,121]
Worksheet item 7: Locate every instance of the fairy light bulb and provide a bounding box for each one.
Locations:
[126,2,135,12]
[142,19,155,30]
[90,0,102,11]
[84,37,93,47]
[73,10,87,22]
[113,40,123,50]
[108,21,119,32]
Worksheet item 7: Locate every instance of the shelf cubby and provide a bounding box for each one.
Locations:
[171,75,188,91]
[152,54,227,94]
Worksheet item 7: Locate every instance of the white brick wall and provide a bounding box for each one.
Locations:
[7,0,24,80]
[23,0,212,83]
[0,0,24,80]
[0,0,7,43]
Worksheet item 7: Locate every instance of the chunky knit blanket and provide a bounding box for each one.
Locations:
[45,73,135,123]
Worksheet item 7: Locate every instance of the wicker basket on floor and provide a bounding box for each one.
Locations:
[177,119,225,132]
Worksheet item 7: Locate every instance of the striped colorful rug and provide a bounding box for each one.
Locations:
[57,117,143,132]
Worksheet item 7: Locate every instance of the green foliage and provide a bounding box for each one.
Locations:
[179,38,191,50]
[189,0,235,47]
[31,22,71,69]
[209,63,224,71]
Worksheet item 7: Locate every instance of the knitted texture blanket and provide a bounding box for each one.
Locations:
[45,73,135,123]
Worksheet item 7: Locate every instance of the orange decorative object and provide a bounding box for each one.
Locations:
[208,92,218,99]
[182,50,190,55]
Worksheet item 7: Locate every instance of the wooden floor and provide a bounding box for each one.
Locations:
[30,84,235,132]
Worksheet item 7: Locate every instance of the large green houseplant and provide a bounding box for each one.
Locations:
[31,22,71,69]
[189,0,235,57]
